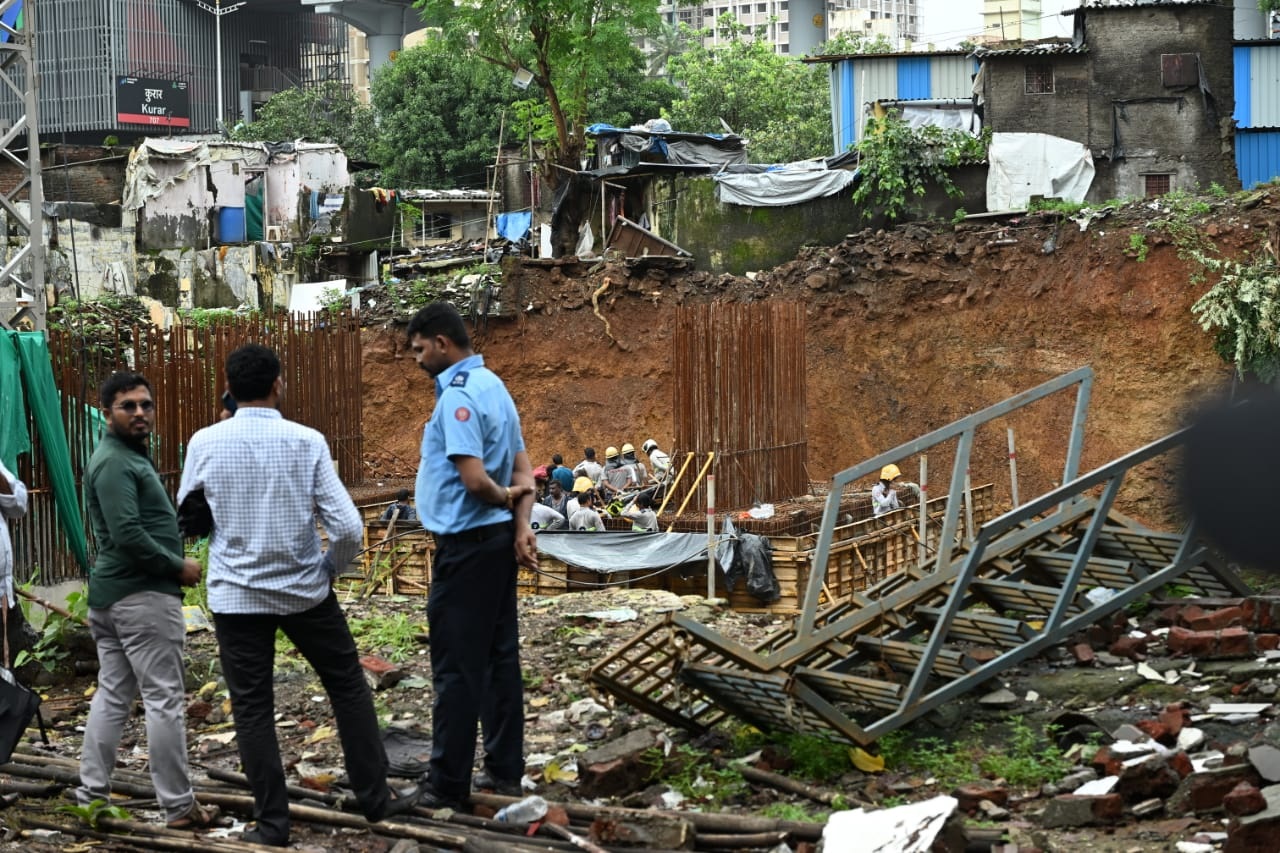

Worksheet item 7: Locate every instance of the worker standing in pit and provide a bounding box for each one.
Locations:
[872,464,903,517]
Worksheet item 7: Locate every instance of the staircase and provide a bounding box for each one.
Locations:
[589,369,1249,745]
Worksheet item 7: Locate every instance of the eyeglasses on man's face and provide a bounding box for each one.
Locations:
[113,400,155,413]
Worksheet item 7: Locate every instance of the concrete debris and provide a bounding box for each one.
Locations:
[822,795,958,853]
[1247,744,1280,783]
[1039,793,1123,828]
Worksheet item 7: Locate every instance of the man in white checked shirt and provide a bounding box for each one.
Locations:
[178,343,420,847]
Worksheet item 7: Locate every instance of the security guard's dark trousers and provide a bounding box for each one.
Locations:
[427,522,524,800]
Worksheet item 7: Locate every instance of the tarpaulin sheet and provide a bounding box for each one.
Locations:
[3,332,89,572]
[496,211,532,242]
[535,530,725,574]
[714,166,857,207]
[986,132,1094,211]
[0,335,29,474]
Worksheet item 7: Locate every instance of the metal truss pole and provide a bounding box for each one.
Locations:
[0,0,45,331]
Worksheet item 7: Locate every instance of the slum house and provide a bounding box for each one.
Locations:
[564,123,985,276]
[21,139,398,317]
[396,189,497,250]
[973,0,1238,202]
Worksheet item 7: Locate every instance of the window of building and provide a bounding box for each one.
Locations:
[780,43,789,53]
[780,21,788,31]
[1144,174,1172,197]
[780,1,787,9]
[1161,54,1198,88]
[741,4,751,13]
[757,2,766,10]
[1024,64,1054,95]
[418,211,453,240]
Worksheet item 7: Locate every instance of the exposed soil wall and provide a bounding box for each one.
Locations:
[362,192,1278,527]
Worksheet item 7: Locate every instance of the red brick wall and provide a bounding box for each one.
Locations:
[0,145,127,205]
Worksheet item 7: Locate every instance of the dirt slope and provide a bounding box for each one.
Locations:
[362,192,1276,527]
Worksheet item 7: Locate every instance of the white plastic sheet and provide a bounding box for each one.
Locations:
[986,132,1095,211]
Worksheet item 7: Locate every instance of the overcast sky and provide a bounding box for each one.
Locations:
[915,0,1074,48]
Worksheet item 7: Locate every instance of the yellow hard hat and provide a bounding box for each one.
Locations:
[605,446,620,458]
[621,442,635,454]
[573,476,595,493]
[880,464,902,481]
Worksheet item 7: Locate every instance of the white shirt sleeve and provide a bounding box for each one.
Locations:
[0,460,28,521]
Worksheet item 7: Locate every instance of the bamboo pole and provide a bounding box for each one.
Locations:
[665,452,715,532]
[1007,427,1020,508]
[655,452,695,516]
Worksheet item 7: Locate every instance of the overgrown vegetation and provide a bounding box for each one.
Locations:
[850,117,990,223]
[1127,232,1149,262]
[877,716,1071,789]
[1190,248,1280,381]
[15,584,88,673]
[57,799,131,829]
[642,743,747,808]
[348,612,425,663]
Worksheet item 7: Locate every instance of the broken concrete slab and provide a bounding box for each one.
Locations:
[1246,744,1280,783]
[1168,763,1264,815]
[1039,793,1123,828]
[1226,784,1280,853]
[822,795,959,853]
[577,728,663,799]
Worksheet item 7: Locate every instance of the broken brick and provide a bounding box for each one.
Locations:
[1226,784,1280,853]
[1090,746,1122,778]
[1188,605,1245,632]
[1225,782,1268,817]
[1070,642,1096,665]
[359,655,406,691]
[1159,703,1188,739]
[952,783,1009,813]
[1116,755,1183,804]
[1136,719,1171,745]
[578,729,663,799]
[1169,764,1264,815]
[1039,794,1123,828]
[1169,751,1194,779]
[1166,626,1254,659]
[1109,635,1148,661]
[1258,634,1280,652]
[1242,597,1280,632]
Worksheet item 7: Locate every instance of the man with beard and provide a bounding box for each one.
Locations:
[408,302,538,805]
[77,372,219,831]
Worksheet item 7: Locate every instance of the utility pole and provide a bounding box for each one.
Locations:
[0,0,46,331]
[194,0,245,128]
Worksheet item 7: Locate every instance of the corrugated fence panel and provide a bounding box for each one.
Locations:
[853,58,899,144]
[1236,129,1280,189]
[896,56,931,100]
[929,55,976,100]
[1247,44,1280,129]
[1235,45,1252,127]
[835,61,856,154]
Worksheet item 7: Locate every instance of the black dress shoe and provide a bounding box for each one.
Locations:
[381,782,424,819]
[415,780,465,811]
[473,770,522,797]
[241,827,290,847]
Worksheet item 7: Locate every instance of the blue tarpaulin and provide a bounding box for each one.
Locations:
[495,210,532,242]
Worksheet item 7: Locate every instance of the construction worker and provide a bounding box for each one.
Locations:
[642,439,671,483]
[620,443,648,487]
[872,464,902,517]
[569,490,604,532]
[597,446,635,498]
[622,492,658,533]
[566,476,594,517]
[572,448,603,483]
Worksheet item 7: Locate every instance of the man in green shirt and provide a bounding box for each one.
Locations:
[75,372,219,831]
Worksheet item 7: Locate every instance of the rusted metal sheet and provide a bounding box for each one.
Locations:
[606,216,691,258]
[672,302,807,511]
[10,314,362,583]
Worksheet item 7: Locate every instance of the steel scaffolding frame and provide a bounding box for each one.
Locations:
[0,0,44,330]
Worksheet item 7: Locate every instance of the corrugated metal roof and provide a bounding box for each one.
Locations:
[400,189,496,201]
[973,42,1088,58]
[1062,0,1220,12]
[803,50,970,65]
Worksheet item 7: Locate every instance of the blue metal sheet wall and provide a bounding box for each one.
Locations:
[837,62,856,154]
[897,57,931,100]
[1237,130,1280,189]
[1235,45,1251,127]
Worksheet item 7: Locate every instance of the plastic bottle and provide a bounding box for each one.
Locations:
[494,794,548,824]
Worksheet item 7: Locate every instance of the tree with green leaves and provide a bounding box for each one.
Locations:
[370,38,516,188]
[414,0,661,168]
[850,115,989,222]
[811,29,895,56]
[230,81,376,163]
[663,15,831,164]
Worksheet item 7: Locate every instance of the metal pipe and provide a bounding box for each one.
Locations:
[1007,427,1020,508]
[963,465,975,544]
[706,473,716,600]
[918,455,928,568]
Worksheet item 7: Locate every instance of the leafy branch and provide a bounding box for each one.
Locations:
[1190,249,1280,381]
[850,116,990,223]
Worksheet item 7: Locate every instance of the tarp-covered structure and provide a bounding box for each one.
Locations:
[586,122,748,169]
[986,132,1094,211]
[0,332,90,573]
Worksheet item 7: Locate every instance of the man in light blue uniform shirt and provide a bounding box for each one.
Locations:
[409,302,538,807]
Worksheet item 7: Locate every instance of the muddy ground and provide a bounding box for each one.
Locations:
[7,188,1280,850]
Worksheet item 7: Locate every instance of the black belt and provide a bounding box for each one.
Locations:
[435,521,512,547]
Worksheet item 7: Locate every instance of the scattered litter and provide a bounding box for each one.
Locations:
[1175,842,1214,853]
[822,795,957,853]
[182,605,212,633]
[1205,703,1271,715]
[747,503,775,519]
[1025,690,1040,702]
[1086,587,1119,606]
[566,607,639,623]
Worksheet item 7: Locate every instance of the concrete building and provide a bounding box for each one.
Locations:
[974,0,1237,201]
[658,1,918,55]
[981,0,1042,44]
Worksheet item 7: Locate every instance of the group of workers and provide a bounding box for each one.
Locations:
[529,442,669,532]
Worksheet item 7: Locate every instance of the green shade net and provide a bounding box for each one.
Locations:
[3,331,89,572]
[0,333,29,473]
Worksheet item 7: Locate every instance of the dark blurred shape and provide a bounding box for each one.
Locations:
[1182,391,1280,569]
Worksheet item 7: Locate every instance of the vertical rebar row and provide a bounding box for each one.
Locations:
[673,302,807,511]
